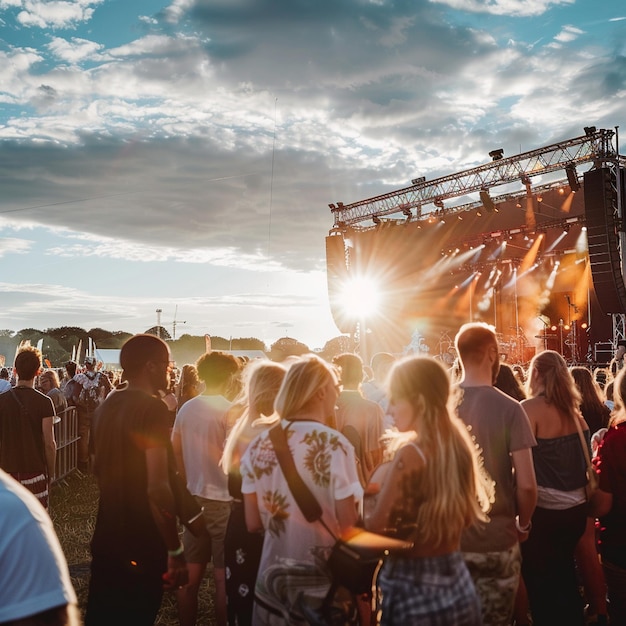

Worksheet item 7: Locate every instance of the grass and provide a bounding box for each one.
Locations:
[50,470,216,625]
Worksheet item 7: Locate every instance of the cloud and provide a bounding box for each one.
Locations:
[1,0,625,280]
[0,237,32,257]
[549,24,584,47]
[4,0,104,29]
[47,36,104,63]
[426,0,574,17]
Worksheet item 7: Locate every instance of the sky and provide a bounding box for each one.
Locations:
[0,0,625,350]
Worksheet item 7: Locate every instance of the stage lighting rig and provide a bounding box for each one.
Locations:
[489,148,504,161]
[411,176,426,185]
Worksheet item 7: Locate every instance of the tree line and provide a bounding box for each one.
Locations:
[0,327,353,368]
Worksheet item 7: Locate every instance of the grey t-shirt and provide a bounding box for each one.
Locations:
[457,385,536,553]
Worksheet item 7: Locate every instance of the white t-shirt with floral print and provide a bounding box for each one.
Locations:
[241,419,362,624]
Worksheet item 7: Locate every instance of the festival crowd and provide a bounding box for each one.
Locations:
[1,324,625,626]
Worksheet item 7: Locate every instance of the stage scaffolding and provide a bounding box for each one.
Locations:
[327,128,626,365]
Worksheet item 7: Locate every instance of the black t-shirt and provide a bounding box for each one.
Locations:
[91,388,173,570]
[0,387,54,474]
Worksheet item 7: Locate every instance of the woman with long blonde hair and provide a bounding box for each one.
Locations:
[365,356,494,624]
[241,354,362,624]
[521,350,588,626]
[220,360,287,626]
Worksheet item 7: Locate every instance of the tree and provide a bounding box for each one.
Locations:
[169,334,206,367]
[46,327,88,354]
[230,337,267,351]
[318,335,354,362]
[269,337,310,361]
[144,326,172,340]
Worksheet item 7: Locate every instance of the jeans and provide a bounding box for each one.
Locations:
[521,504,587,626]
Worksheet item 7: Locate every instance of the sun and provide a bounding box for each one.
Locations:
[338,275,382,320]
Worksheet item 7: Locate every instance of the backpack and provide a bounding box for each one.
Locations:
[77,373,103,412]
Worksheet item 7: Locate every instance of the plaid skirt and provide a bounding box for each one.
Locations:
[378,551,481,625]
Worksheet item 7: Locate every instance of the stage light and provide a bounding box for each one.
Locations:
[521,174,531,186]
[479,188,497,213]
[411,176,426,185]
[434,198,444,209]
[338,275,382,320]
[328,203,336,209]
[537,195,543,203]
[337,202,344,208]
[402,208,412,219]
[584,126,597,136]
[372,215,381,225]
[489,148,504,161]
[516,201,522,208]
[558,187,565,195]
[566,164,581,192]
[581,322,588,330]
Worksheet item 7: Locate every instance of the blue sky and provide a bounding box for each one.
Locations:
[0,0,625,349]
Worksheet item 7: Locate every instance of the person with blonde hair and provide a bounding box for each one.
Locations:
[241,354,362,624]
[521,350,589,626]
[221,360,287,626]
[365,356,494,624]
[39,369,68,415]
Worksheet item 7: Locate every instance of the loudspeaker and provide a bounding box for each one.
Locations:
[584,167,626,314]
[325,234,353,333]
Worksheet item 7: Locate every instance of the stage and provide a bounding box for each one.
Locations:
[326,129,626,366]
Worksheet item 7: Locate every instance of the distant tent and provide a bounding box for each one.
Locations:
[95,349,121,369]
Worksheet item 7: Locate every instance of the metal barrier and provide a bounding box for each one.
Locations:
[53,406,79,483]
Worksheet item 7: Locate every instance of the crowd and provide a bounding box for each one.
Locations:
[0,324,625,625]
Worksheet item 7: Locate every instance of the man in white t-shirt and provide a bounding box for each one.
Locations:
[172,351,240,626]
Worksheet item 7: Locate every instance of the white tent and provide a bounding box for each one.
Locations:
[95,349,121,369]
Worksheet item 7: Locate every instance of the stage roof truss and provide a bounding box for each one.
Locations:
[346,179,582,232]
[330,128,621,229]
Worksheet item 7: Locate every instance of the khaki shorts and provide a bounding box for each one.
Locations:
[182,497,231,568]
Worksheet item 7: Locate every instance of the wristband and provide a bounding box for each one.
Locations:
[515,517,532,533]
[168,543,184,558]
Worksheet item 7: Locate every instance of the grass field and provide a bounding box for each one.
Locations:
[50,470,216,625]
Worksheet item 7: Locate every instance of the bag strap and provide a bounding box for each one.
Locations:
[268,423,323,523]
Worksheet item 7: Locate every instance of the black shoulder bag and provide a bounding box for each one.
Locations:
[268,423,413,622]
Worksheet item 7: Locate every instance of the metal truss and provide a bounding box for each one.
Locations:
[330,128,618,228]
[613,313,626,345]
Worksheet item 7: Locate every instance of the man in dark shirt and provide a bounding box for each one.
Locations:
[0,345,56,509]
[86,334,188,626]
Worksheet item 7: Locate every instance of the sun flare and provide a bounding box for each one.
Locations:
[338,276,382,320]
